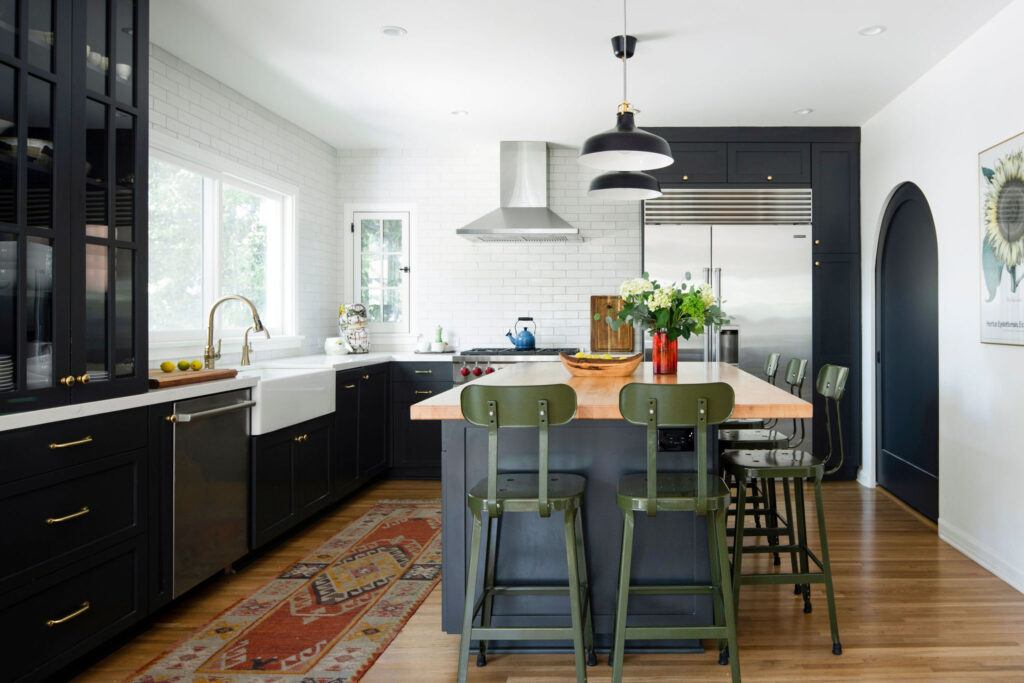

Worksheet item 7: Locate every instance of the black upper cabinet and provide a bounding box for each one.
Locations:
[0,0,148,414]
[651,142,727,185]
[727,143,810,184]
[812,142,860,253]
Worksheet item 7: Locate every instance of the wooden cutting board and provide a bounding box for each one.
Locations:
[590,295,634,352]
[148,367,238,389]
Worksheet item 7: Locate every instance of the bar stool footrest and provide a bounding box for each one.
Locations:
[470,626,581,640]
[628,584,716,596]
[738,572,827,585]
[624,625,730,640]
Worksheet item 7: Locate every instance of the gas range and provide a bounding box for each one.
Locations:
[453,347,578,383]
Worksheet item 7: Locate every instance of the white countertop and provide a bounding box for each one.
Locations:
[0,352,454,432]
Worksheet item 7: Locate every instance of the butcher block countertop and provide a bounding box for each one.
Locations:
[410,361,812,421]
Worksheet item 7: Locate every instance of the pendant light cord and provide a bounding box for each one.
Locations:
[621,0,628,107]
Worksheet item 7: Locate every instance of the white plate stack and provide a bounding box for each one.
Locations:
[90,369,109,382]
[0,354,13,392]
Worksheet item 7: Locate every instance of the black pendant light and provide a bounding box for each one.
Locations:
[579,0,673,173]
[588,170,662,200]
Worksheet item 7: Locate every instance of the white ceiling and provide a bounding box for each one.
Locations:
[151,0,1012,149]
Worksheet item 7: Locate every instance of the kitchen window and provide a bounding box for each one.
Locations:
[351,211,411,333]
[148,146,295,344]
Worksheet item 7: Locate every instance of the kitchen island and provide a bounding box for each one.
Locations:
[411,361,812,654]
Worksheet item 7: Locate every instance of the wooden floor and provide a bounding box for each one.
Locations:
[76,479,1024,682]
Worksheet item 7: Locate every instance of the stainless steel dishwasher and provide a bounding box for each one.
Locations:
[170,389,254,597]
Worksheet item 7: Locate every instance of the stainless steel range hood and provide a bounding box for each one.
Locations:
[457,141,580,242]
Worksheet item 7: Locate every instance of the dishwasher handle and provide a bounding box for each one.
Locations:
[166,400,256,423]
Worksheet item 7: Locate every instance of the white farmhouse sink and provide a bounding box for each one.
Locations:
[236,367,335,435]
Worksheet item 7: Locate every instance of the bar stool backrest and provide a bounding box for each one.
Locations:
[815,364,849,475]
[618,382,735,517]
[461,384,578,518]
[784,358,808,395]
[764,352,781,384]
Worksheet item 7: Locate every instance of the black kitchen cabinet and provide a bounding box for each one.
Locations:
[390,362,452,479]
[650,142,728,185]
[356,364,389,479]
[334,372,359,497]
[332,363,390,499]
[812,142,860,253]
[727,142,810,184]
[250,414,334,549]
[812,253,861,481]
[0,0,149,415]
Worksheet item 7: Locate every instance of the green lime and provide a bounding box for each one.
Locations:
[177,360,190,371]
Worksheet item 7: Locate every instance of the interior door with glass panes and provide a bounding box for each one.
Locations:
[69,0,147,402]
[0,0,72,413]
[352,212,410,333]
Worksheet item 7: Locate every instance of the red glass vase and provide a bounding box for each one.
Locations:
[651,330,678,374]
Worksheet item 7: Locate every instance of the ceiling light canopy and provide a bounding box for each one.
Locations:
[858,25,886,36]
[578,0,673,189]
[793,107,814,115]
[588,171,662,200]
[450,109,469,116]
[380,25,407,37]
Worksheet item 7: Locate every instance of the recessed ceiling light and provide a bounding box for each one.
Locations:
[450,110,469,117]
[858,25,886,36]
[793,107,814,115]
[380,25,407,37]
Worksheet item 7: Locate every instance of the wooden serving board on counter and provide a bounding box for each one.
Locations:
[148,367,238,389]
[590,295,634,352]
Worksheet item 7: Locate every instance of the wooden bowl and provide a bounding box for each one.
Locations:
[559,352,643,377]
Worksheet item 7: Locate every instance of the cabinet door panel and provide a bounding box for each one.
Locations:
[250,432,294,548]
[812,142,860,253]
[728,143,810,184]
[295,421,332,515]
[653,142,727,184]
[357,365,388,479]
[334,371,360,494]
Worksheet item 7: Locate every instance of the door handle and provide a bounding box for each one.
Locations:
[75,374,90,384]
[293,434,309,443]
[343,384,356,389]
[167,400,256,423]
[58,375,75,387]
[414,390,433,396]
[49,436,93,450]
[46,601,90,627]
[46,506,90,525]
[414,369,433,375]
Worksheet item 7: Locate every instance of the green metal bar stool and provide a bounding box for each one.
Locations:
[457,384,596,683]
[722,364,847,656]
[610,382,740,683]
[721,352,781,431]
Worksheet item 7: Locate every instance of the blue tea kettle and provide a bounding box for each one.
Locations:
[506,317,536,350]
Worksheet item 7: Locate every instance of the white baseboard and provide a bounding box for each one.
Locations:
[938,518,1024,596]
[856,467,876,488]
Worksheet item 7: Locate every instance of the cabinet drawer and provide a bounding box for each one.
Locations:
[0,407,147,484]
[392,361,450,383]
[652,142,727,184]
[0,538,145,682]
[393,379,452,403]
[727,143,810,184]
[0,451,143,588]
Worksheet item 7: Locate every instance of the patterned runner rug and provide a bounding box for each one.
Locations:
[131,500,442,682]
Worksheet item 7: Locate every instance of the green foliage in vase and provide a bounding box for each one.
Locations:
[593,272,730,342]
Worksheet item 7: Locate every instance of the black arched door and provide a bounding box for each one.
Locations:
[876,183,939,520]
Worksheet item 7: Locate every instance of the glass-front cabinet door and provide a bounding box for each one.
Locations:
[68,0,146,402]
[0,0,146,414]
[0,0,71,413]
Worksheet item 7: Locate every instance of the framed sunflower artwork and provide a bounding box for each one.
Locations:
[980,130,1024,344]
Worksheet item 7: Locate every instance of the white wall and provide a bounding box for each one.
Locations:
[336,146,641,350]
[149,46,339,357]
[860,0,1024,593]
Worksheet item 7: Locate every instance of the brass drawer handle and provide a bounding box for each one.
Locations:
[46,601,90,627]
[414,390,433,395]
[49,436,93,450]
[293,434,308,443]
[76,374,90,385]
[362,374,370,380]
[414,369,433,375]
[343,384,356,389]
[46,506,90,525]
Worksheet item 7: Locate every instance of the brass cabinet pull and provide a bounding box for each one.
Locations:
[414,369,433,375]
[814,261,821,267]
[76,374,90,385]
[46,601,90,627]
[362,374,370,380]
[414,390,433,395]
[165,414,178,423]
[293,434,308,443]
[766,175,773,181]
[814,239,820,245]
[343,384,356,389]
[682,174,689,181]
[49,435,93,450]
[46,506,90,525]
[58,375,76,387]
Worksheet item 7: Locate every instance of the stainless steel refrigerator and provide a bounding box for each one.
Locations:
[643,223,813,384]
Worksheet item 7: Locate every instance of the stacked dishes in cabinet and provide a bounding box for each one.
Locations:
[0,353,11,392]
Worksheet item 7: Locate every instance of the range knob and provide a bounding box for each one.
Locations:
[484,366,495,374]
[472,366,483,377]
[460,365,470,377]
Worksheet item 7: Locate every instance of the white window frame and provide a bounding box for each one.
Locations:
[148,132,298,352]
[348,208,413,336]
